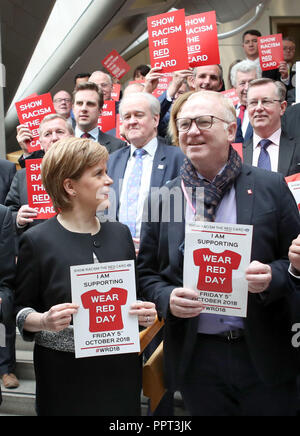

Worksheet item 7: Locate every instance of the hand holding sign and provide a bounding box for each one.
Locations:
[289,235,300,273]
[16,124,33,155]
[245,261,272,294]
[17,205,38,227]
[169,287,205,319]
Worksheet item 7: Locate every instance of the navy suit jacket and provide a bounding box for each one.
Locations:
[137,165,300,390]
[0,159,16,205]
[242,132,300,177]
[107,140,185,218]
[235,116,253,143]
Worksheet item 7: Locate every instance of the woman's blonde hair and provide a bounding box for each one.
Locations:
[42,137,108,212]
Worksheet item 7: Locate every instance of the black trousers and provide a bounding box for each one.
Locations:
[181,334,297,416]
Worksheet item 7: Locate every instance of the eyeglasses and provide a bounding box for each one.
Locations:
[247,99,282,109]
[176,115,229,132]
[54,98,72,104]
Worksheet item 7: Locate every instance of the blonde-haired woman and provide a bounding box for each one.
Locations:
[15,137,156,416]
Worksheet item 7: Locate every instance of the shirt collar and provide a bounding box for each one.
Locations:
[130,137,158,158]
[75,125,99,140]
[253,127,282,149]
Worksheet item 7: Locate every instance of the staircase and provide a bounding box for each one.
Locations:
[0,332,36,416]
[0,332,187,416]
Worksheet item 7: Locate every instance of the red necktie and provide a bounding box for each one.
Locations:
[81,132,91,139]
[238,105,246,124]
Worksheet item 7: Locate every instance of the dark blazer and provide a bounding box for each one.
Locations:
[0,206,15,327]
[242,132,300,177]
[0,205,15,406]
[282,103,300,139]
[0,159,16,205]
[235,117,253,143]
[137,165,300,391]
[97,128,126,154]
[5,169,44,237]
[14,218,137,316]
[262,68,295,92]
[107,140,185,218]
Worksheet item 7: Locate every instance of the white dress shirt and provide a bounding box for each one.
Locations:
[119,137,158,238]
[75,126,99,141]
[252,128,282,172]
[236,104,250,138]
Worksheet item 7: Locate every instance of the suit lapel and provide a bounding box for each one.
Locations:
[277,133,295,176]
[98,129,113,153]
[235,165,255,225]
[150,142,167,187]
[113,147,130,214]
[242,139,254,166]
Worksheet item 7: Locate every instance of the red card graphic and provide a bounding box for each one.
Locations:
[152,73,173,98]
[111,83,121,101]
[258,33,284,71]
[81,288,128,333]
[193,248,241,293]
[25,159,56,220]
[221,88,240,106]
[98,100,116,133]
[101,50,131,80]
[147,9,189,73]
[15,93,56,153]
[185,11,220,68]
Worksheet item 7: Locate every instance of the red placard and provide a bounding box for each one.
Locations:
[111,83,121,101]
[98,100,116,133]
[232,143,243,161]
[221,88,240,106]
[101,50,131,80]
[258,33,284,71]
[152,73,173,98]
[147,9,189,73]
[185,11,220,68]
[116,114,127,142]
[25,159,56,220]
[15,93,56,153]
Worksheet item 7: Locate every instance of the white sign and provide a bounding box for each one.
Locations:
[184,221,253,317]
[71,260,140,358]
[288,180,300,211]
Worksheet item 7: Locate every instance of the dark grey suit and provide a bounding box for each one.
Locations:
[0,159,16,205]
[243,132,300,177]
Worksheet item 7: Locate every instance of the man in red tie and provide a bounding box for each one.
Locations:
[230,59,261,143]
[72,82,126,154]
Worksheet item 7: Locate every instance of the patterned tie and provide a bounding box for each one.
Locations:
[119,148,147,237]
[238,105,246,124]
[257,139,272,171]
[81,132,91,139]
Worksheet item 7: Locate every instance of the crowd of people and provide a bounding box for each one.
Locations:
[0,27,300,416]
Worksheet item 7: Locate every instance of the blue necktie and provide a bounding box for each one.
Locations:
[257,139,272,171]
[119,148,147,237]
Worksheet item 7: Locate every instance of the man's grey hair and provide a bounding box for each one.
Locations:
[119,92,161,118]
[38,114,74,136]
[230,59,261,88]
[247,78,287,102]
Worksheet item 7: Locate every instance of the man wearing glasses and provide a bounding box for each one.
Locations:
[53,90,75,129]
[138,90,300,416]
[243,78,300,177]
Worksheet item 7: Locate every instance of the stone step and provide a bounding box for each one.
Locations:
[16,331,34,352]
[0,379,36,416]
